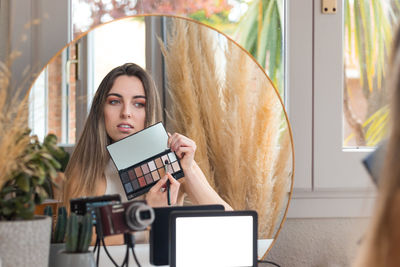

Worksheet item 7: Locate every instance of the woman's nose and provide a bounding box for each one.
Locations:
[121,104,132,118]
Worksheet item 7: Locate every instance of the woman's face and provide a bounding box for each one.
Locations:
[104,75,146,142]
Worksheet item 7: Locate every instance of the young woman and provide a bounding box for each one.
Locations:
[62,63,232,210]
[353,26,400,267]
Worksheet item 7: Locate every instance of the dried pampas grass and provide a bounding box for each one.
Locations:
[0,58,31,191]
[160,18,292,238]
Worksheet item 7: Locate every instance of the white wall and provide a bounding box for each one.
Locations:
[265,218,369,267]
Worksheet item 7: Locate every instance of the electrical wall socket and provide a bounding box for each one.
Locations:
[322,0,337,14]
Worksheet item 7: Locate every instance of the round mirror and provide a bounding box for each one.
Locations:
[29,15,294,259]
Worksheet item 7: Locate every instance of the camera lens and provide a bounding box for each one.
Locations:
[125,202,155,231]
[139,210,151,220]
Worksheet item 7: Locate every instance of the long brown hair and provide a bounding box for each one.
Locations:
[62,63,161,206]
[354,25,400,267]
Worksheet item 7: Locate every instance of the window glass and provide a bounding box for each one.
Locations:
[343,0,400,148]
[29,48,76,145]
[29,69,47,141]
[91,17,146,96]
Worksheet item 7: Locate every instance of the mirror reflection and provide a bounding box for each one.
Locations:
[29,15,293,254]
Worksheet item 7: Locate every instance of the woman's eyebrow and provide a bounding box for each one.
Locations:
[106,93,146,99]
[106,93,122,98]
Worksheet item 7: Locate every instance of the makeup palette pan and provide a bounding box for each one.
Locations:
[107,122,184,200]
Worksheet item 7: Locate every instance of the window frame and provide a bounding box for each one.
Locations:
[286,0,376,218]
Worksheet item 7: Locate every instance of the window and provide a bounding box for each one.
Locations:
[314,0,378,190]
[29,47,77,145]
[287,0,381,218]
[343,0,397,148]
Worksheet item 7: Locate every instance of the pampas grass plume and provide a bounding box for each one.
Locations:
[160,18,292,238]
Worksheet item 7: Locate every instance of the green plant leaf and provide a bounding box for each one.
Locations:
[0,132,68,221]
[16,174,30,192]
[43,133,57,145]
[18,202,35,220]
[42,159,58,180]
[268,1,282,84]
[256,0,274,68]
[41,178,54,198]
[1,205,13,216]
[34,163,47,184]
[0,185,16,195]
[345,0,352,54]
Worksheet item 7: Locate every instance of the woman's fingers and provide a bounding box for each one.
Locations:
[168,133,196,153]
[167,132,174,148]
[148,175,168,194]
[174,146,194,159]
[146,173,180,206]
[168,172,180,185]
[167,173,180,203]
[167,133,197,171]
[168,173,180,190]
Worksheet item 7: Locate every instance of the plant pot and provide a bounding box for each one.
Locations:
[56,250,96,267]
[49,243,66,267]
[0,215,51,267]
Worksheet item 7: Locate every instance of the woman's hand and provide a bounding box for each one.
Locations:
[168,133,197,171]
[167,133,233,211]
[145,173,180,207]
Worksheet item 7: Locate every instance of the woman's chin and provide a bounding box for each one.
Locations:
[111,132,131,142]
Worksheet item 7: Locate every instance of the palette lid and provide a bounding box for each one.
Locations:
[107,122,168,170]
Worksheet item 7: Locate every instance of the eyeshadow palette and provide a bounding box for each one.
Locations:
[107,122,184,200]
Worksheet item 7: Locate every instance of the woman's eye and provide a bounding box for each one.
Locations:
[109,99,120,105]
[134,102,146,108]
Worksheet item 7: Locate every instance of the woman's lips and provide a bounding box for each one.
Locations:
[117,123,133,133]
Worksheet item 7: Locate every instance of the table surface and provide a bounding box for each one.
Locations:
[96,239,273,267]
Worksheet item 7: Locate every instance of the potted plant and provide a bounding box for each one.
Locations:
[55,212,95,267]
[44,205,68,267]
[0,132,68,267]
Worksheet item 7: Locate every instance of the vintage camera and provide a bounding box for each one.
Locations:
[70,194,121,225]
[95,200,155,238]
